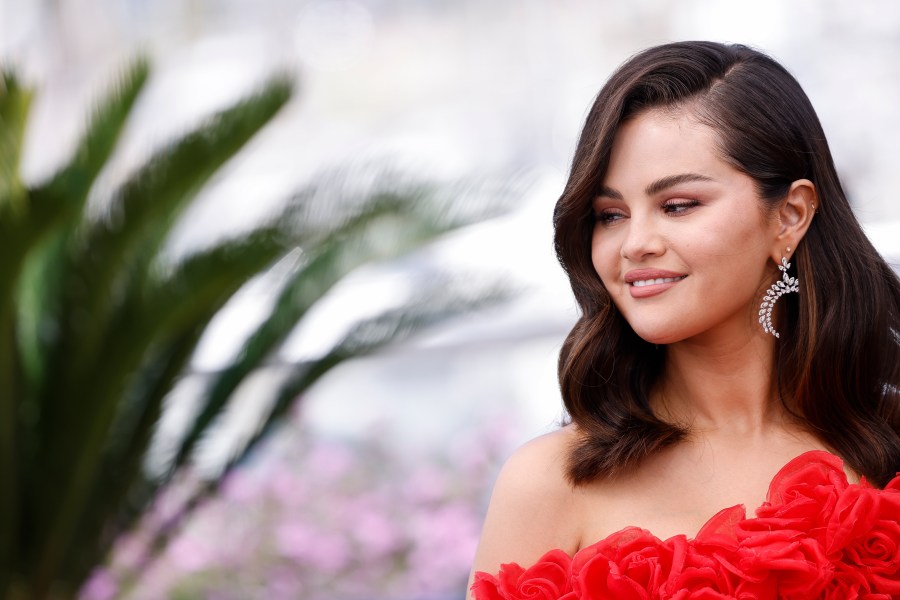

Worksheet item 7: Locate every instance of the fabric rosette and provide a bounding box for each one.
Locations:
[737,451,848,541]
[471,549,575,600]
[821,475,900,596]
[570,528,685,599]
[668,520,745,599]
[733,451,900,597]
[728,529,833,599]
[570,528,744,599]
[471,451,900,600]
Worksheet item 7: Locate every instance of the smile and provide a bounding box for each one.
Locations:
[630,276,686,287]
[625,274,687,299]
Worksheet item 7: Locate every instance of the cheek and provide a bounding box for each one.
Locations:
[691,227,772,297]
[688,219,766,263]
[590,229,617,281]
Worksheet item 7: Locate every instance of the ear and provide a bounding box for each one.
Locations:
[771,179,816,263]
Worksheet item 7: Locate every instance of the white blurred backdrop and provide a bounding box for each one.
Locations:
[3,1,900,598]
[4,0,899,450]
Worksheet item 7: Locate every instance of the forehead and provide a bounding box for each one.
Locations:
[603,109,731,189]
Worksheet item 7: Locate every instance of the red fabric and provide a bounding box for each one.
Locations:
[472,548,576,600]
[472,451,900,599]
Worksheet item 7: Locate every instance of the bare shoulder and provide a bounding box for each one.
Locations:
[494,426,576,499]
[466,426,582,595]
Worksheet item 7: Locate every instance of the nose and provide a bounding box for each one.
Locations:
[620,215,666,262]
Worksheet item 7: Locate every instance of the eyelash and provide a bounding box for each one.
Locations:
[594,211,624,225]
[594,199,701,224]
[663,199,701,213]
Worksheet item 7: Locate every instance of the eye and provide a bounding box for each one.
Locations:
[663,199,700,214]
[594,209,626,225]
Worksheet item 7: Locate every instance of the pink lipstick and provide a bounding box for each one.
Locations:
[624,269,687,298]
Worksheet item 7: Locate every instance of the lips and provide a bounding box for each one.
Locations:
[624,269,687,285]
[632,276,685,287]
[624,269,687,298]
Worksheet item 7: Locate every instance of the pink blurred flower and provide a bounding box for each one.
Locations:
[404,465,451,504]
[404,503,481,593]
[353,505,405,556]
[305,441,354,481]
[80,568,118,600]
[267,468,309,506]
[105,422,515,599]
[221,470,262,503]
[168,534,215,572]
[275,521,352,571]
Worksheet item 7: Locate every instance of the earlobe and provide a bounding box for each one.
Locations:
[772,179,816,262]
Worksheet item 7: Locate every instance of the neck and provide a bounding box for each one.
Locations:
[655,328,787,436]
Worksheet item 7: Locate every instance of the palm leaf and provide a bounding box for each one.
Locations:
[28,58,149,235]
[168,186,459,473]
[0,67,33,599]
[241,280,508,468]
[0,55,511,600]
[26,77,293,597]
[16,58,149,422]
[59,226,289,575]
[63,326,203,588]
[60,75,292,387]
[0,69,31,216]
[117,279,506,592]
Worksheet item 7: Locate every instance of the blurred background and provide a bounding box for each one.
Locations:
[2,1,900,599]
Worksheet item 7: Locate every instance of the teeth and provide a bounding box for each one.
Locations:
[632,276,684,287]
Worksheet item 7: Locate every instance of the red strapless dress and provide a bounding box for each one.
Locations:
[472,451,900,599]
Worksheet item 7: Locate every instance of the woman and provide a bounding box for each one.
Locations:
[468,41,900,599]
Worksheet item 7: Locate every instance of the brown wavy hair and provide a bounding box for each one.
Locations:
[554,41,900,487]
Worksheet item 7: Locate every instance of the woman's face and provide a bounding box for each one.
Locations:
[591,109,778,345]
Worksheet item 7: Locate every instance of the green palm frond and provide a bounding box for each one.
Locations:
[62,229,295,586]
[113,277,507,593]
[59,76,292,385]
[24,78,294,598]
[16,59,149,421]
[169,186,461,473]
[0,58,509,600]
[0,66,35,600]
[31,58,149,227]
[0,69,31,217]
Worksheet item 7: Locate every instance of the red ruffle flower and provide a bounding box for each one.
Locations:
[471,451,900,600]
[731,530,832,599]
[738,451,848,541]
[471,548,575,600]
[570,528,686,599]
[824,484,900,595]
[662,538,741,599]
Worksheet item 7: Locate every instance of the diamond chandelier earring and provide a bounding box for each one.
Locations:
[759,247,799,338]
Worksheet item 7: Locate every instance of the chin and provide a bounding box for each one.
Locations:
[629,324,689,345]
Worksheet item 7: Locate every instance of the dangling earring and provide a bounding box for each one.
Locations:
[759,249,799,338]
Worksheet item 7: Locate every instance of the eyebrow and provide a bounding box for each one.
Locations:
[598,173,715,200]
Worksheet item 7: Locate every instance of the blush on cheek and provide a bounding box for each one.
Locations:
[591,254,614,287]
